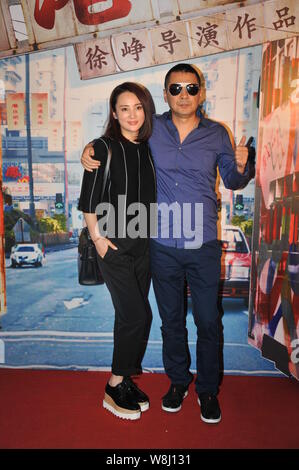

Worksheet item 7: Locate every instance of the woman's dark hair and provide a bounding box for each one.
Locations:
[104,82,155,142]
[164,63,201,89]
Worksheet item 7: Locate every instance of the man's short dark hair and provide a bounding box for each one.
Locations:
[164,63,201,89]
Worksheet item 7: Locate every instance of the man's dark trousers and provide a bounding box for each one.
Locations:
[150,239,222,396]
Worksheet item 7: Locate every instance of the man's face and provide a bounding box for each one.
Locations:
[164,71,202,119]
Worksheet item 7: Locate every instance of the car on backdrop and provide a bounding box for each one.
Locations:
[69,234,79,244]
[10,243,44,268]
[69,228,79,244]
[218,225,251,307]
[187,225,251,307]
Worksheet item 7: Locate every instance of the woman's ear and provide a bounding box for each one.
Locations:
[113,112,118,120]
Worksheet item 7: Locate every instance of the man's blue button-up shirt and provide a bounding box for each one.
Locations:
[149,111,253,248]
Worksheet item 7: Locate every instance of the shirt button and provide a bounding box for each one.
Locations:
[175,182,178,186]
[179,147,182,150]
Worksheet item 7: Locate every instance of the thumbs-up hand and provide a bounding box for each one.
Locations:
[235,136,249,174]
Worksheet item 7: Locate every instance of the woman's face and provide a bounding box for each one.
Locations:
[113,91,145,141]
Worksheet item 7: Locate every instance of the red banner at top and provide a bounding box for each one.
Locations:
[34,0,132,29]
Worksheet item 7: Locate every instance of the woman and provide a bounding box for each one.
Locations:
[78,82,156,421]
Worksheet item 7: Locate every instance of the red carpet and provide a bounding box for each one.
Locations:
[0,369,298,449]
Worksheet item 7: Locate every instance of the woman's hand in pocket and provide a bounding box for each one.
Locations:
[94,238,118,258]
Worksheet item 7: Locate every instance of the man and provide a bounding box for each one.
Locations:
[81,63,254,423]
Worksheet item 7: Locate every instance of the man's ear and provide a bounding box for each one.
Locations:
[163,89,168,103]
[199,87,205,106]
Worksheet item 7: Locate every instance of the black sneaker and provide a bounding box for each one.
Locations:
[198,393,221,424]
[103,381,141,420]
[123,376,150,412]
[162,384,189,412]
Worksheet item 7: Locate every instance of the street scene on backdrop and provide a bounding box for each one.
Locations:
[0,39,285,377]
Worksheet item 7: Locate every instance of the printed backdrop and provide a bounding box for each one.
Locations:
[0,38,289,376]
[249,37,299,380]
